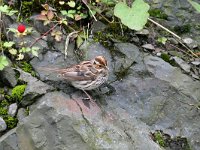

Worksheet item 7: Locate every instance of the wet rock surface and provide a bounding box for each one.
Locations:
[0,42,199,150]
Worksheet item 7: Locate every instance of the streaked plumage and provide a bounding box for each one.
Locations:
[38,56,109,90]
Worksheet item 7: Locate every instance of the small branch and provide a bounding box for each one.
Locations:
[64,31,79,59]
[148,18,181,40]
[148,18,198,58]
[82,1,97,21]
[0,11,2,55]
[29,22,59,48]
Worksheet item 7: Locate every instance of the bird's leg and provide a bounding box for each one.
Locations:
[82,90,96,104]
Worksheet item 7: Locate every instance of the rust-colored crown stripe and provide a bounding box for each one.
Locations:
[95,56,107,66]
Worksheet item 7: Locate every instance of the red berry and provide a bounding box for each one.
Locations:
[17,24,26,33]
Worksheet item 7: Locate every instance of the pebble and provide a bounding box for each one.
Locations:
[0,117,7,131]
[8,103,18,117]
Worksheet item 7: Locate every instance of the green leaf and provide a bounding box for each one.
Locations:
[3,42,15,48]
[7,28,17,34]
[68,1,76,8]
[19,47,31,53]
[61,10,68,15]
[31,47,40,57]
[76,35,84,48]
[188,0,200,13]
[68,10,76,14]
[114,0,150,31]
[0,5,9,13]
[0,56,9,70]
[157,37,167,45]
[9,48,17,55]
[101,0,116,5]
[67,13,74,19]
[0,5,17,16]
[7,10,18,16]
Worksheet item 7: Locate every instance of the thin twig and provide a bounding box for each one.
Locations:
[0,9,2,55]
[169,43,193,58]
[64,31,79,59]
[82,1,97,21]
[148,18,198,58]
[29,22,59,48]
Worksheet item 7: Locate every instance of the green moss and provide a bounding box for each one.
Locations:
[161,53,170,62]
[20,61,36,76]
[152,131,192,150]
[4,116,18,129]
[0,100,9,107]
[21,61,32,73]
[154,131,166,147]
[17,61,36,77]
[0,107,8,116]
[11,85,27,102]
[174,24,191,34]
[93,23,131,49]
[149,9,168,19]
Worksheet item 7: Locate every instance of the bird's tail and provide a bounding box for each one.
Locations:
[37,67,66,73]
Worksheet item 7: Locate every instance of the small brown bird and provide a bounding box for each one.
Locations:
[38,56,109,103]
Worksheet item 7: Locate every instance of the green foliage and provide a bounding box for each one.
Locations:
[161,53,170,62]
[0,5,18,16]
[157,37,168,45]
[3,41,15,48]
[101,0,116,5]
[0,56,9,70]
[11,85,27,102]
[0,100,9,107]
[20,61,36,76]
[4,116,18,129]
[0,107,8,116]
[188,0,200,13]
[114,0,150,31]
[154,131,166,147]
[174,24,191,34]
[149,9,168,19]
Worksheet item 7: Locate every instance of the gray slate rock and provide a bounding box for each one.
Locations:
[0,117,7,132]
[0,91,162,150]
[17,69,54,106]
[173,56,191,73]
[0,128,18,150]
[0,66,17,87]
[144,55,200,101]
[17,108,28,123]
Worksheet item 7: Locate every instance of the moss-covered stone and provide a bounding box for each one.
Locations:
[0,107,8,116]
[152,130,192,150]
[0,99,9,107]
[11,84,27,102]
[174,24,191,34]
[149,9,168,19]
[3,116,18,129]
[20,61,36,76]
[153,131,166,147]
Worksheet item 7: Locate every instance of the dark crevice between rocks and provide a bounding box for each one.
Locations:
[72,97,97,136]
[114,61,137,81]
[124,129,135,145]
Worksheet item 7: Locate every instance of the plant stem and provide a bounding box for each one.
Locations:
[148,18,198,58]
[29,22,59,48]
